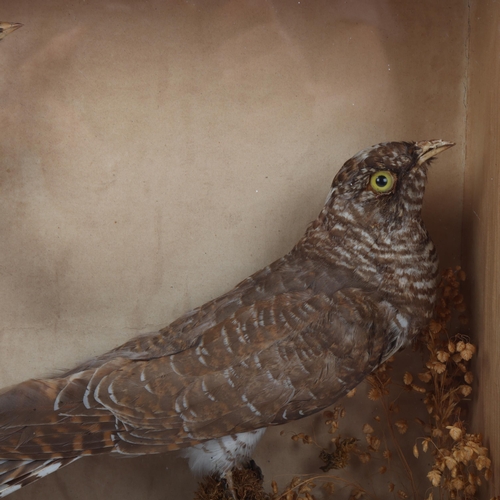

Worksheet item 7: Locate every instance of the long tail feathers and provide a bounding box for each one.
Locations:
[0,457,79,497]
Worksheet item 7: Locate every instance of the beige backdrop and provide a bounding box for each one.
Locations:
[0,1,472,499]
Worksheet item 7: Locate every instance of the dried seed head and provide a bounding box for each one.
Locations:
[362,424,374,434]
[427,361,446,374]
[395,420,408,434]
[418,371,432,383]
[437,350,450,363]
[410,383,426,393]
[368,387,382,401]
[413,444,419,458]
[403,372,413,385]
[328,421,339,433]
[429,320,442,334]
[292,433,313,444]
[331,406,342,420]
[447,426,463,441]
[427,469,441,487]
[271,480,279,494]
[432,428,443,438]
[475,455,491,470]
[389,403,399,413]
[463,445,474,461]
[460,343,476,360]
[459,384,472,397]
[477,445,489,457]
[322,482,335,494]
[464,371,474,384]
[453,448,465,462]
[348,488,365,499]
[368,436,381,451]
[465,484,477,496]
[298,481,315,494]
[346,388,356,398]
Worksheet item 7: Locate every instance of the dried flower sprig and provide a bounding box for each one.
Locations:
[413,268,492,499]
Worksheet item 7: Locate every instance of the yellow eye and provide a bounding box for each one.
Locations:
[370,171,395,193]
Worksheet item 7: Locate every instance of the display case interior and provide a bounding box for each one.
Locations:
[0,1,497,499]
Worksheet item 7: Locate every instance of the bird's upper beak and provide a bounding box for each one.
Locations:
[416,139,455,166]
[0,22,23,38]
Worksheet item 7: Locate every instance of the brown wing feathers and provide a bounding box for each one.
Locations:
[0,141,452,496]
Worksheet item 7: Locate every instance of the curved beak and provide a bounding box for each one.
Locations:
[416,139,455,166]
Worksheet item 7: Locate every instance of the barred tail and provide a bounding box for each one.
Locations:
[0,457,79,497]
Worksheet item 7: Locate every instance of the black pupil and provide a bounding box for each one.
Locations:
[375,175,388,188]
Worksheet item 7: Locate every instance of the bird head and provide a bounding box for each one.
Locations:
[324,140,454,225]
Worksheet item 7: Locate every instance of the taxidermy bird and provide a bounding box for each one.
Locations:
[0,140,454,497]
[0,22,23,41]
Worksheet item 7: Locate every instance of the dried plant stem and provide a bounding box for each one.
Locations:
[273,474,369,500]
[374,375,418,500]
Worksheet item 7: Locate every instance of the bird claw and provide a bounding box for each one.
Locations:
[220,461,263,499]
[222,470,238,499]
